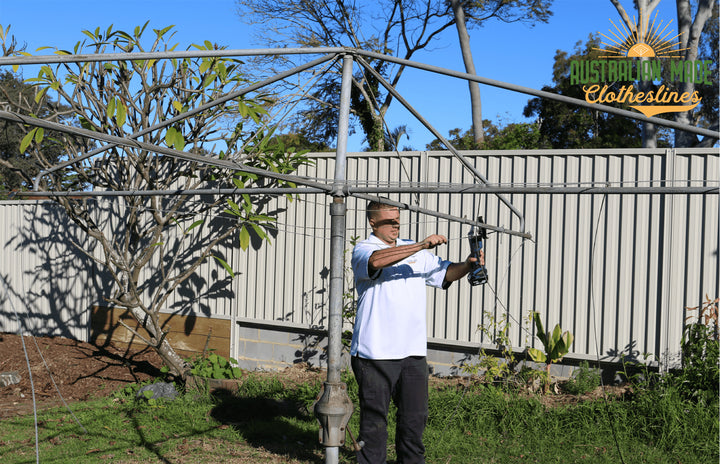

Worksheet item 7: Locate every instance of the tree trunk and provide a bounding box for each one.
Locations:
[157,338,192,379]
[128,305,191,380]
[674,0,714,147]
[610,0,660,148]
[639,58,657,148]
[451,0,484,147]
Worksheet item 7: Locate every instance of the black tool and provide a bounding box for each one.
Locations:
[467,216,488,286]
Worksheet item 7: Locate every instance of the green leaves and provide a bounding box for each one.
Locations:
[236,99,268,124]
[165,127,185,150]
[199,57,213,74]
[171,100,184,113]
[189,353,242,380]
[106,96,127,127]
[527,311,574,367]
[107,97,116,120]
[223,196,276,252]
[19,127,44,152]
[185,220,204,234]
[527,347,547,364]
[212,255,235,278]
[238,226,250,251]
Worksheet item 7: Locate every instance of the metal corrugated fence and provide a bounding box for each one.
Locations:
[0,200,99,339]
[1,148,718,367]
[232,147,719,366]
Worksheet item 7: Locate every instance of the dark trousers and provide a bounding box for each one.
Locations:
[351,356,429,464]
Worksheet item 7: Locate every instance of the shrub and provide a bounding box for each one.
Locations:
[189,353,242,380]
[673,296,719,402]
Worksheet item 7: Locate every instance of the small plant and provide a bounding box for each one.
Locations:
[618,352,658,388]
[516,365,544,391]
[463,310,517,384]
[114,380,151,401]
[562,361,601,395]
[676,295,719,401]
[189,353,242,380]
[140,389,165,408]
[527,311,574,392]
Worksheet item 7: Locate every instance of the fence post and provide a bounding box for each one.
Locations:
[659,148,681,372]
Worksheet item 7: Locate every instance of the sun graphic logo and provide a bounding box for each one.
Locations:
[629,43,653,58]
[595,7,686,59]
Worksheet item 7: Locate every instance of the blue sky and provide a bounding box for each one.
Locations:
[0,0,681,150]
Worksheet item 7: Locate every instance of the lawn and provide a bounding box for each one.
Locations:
[1,369,717,464]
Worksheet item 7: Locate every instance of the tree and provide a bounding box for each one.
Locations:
[522,35,665,149]
[236,0,552,151]
[426,127,479,151]
[673,0,718,147]
[450,0,484,147]
[425,118,541,150]
[0,71,83,195]
[236,0,454,151]
[608,0,718,147]
[4,24,309,379]
[384,124,412,151]
[694,2,718,147]
[608,0,663,147]
[450,0,553,147]
[483,121,541,149]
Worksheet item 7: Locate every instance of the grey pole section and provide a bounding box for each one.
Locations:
[328,54,353,385]
[313,54,355,464]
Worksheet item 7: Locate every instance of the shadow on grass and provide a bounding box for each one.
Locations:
[209,388,326,463]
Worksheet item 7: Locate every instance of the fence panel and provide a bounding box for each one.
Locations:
[0,201,101,340]
[1,148,717,369]
[229,148,719,366]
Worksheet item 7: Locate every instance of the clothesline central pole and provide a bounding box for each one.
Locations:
[313,53,356,464]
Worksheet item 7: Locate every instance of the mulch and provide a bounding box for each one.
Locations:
[0,333,163,418]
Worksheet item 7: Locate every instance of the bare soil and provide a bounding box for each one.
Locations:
[0,332,164,418]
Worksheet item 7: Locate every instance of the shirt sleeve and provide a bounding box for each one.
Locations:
[423,251,452,289]
[352,241,381,281]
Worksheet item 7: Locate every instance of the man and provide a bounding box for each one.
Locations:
[350,200,482,464]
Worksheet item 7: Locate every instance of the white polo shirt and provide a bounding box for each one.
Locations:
[350,234,451,360]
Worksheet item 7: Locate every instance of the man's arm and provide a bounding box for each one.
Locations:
[444,251,485,283]
[368,234,447,274]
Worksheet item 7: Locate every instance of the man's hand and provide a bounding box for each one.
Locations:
[445,250,485,283]
[466,250,485,266]
[420,234,448,249]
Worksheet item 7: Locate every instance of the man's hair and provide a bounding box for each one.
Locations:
[366,200,398,221]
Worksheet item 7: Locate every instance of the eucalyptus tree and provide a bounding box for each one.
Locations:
[3,24,309,378]
[523,36,650,149]
[608,0,717,147]
[449,0,552,147]
[236,0,552,151]
[694,2,718,147]
[672,0,717,147]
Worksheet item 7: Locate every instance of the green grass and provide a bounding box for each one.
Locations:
[0,374,717,464]
[424,383,718,463]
